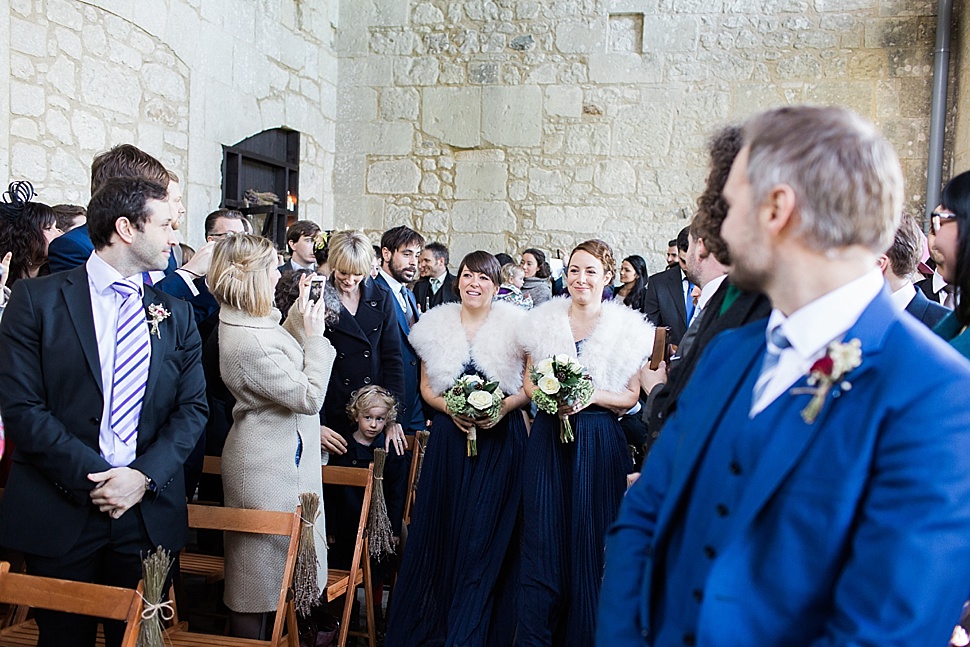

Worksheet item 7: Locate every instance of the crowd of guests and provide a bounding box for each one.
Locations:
[3,103,970,647]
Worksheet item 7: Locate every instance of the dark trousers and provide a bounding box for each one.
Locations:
[23,506,153,647]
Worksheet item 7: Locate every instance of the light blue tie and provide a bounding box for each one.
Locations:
[109,280,150,445]
[752,326,791,406]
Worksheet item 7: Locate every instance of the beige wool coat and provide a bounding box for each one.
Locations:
[219,305,335,613]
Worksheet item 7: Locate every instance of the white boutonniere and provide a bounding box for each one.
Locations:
[146,303,171,339]
[793,338,862,424]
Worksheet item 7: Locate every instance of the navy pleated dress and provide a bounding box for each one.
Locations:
[517,402,631,646]
[385,363,527,647]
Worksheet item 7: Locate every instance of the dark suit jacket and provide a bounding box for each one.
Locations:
[0,265,208,557]
[322,277,406,436]
[48,225,178,276]
[413,272,460,313]
[906,288,949,329]
[643,265,689,346]
[646,280,771,442]
[373,274,425,431]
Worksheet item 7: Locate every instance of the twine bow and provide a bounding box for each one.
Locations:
[137,591,176,622]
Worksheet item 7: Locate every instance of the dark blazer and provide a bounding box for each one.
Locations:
[322,277,406,436]
[916,275,947,305]
[0,265,208,557]
[905,288,949,329]
[413,272,460,313]
[373,274,425,431]
[47,224,94,273]
[278,260,313,274]
[643,265,689,346]
[600,290,970,645]
[646,280,771,442]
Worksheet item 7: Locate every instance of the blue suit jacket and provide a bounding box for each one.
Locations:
[154,273,219,325]
[598,290,970,646]
[47,224,95,273]
[373,274,424,432]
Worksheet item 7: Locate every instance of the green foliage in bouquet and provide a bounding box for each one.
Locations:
[530,355,595,442]
[442,374,504,456]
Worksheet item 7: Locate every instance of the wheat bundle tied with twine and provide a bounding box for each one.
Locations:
[137,547,173,647]
[369,448,395,560]
[294,493,322,617]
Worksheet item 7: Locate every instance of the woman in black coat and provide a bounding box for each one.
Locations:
[320,231,406,454]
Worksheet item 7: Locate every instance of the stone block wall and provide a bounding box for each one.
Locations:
[0,0,339,246]
[334,0,943,272]
[952,0,970,175]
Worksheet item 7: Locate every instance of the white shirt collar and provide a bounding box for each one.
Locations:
[751,269,883,416]
[888,282,917,313]
[379,268,404,295]
[933,269,948,294]
[697,274,727,311]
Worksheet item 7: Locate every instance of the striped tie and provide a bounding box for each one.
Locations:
[752,326,791,406]
[109,280,150,445]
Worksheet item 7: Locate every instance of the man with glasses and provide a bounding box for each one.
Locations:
[917,209,957,308]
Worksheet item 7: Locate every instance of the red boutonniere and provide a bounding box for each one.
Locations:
[797,338,862,424]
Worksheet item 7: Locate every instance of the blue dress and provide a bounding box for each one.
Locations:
[385,363,527,647]
[517,344,632,646]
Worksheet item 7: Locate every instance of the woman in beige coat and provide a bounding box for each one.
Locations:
[209,234,336,639]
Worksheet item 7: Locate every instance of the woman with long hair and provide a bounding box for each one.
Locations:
[520,247,553,306]
[0,181,61,289]
[386,251,529,647]
[614,254,649,313]
[517,239,655,645]
[211,234,335,639]
[932,170,970,355]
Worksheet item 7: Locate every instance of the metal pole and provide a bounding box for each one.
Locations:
[926,0,953,218]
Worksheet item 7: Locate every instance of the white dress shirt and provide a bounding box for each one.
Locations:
[87,252,151,467]
[379,269,409,314]
[750,269,883,417]
[694,274,727,320]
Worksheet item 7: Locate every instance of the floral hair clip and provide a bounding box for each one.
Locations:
[313,231,329,252]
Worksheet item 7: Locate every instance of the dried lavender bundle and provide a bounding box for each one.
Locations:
[294,493,322,617]
[136,546,172,647]
[369,449,394,560]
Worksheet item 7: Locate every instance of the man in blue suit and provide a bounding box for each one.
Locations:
[877,212,950,330]
[598,106,970,647]
[374,225,426,456]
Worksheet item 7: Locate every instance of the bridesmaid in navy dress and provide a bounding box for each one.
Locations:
[385,251,529,647]
[517,239,655,646]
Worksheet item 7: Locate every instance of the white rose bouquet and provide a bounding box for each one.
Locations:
[442,374,505,457]
[529,354,594,443]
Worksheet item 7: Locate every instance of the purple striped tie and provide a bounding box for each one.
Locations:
[109,280,150,445]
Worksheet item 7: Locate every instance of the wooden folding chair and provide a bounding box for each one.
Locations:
[402,430,430,527]
[322,463,376,647]
[0,561,145,647]
[180,455,227,584]
[164,504,302,647]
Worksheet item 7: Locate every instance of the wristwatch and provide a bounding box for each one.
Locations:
[144,475,158,497]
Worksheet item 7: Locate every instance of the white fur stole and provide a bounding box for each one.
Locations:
[408,301,527,395]
[519,297,655,393]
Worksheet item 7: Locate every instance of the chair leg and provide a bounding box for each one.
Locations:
[338,589,353,647]
[362,557,376,647]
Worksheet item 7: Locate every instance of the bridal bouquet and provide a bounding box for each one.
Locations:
[443,374,504,457]
[530,355,594,443]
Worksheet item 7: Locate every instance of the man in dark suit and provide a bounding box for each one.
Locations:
[600,106,970,646]
[278,220,320,273]
[880,212,949,329]
[643,227,693,346]
[0,177,207,647]
[374,226,427,455]
[413,241,460,312]
[642,125,772,449]
[48,144,178,279]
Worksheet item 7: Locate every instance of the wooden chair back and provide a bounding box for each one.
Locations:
[321,463,376,647]
[403,430,429,526]
[0,561,145,647]
[166,504,302,647]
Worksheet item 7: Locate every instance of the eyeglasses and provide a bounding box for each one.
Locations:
[931,210,958,234]
[208,231,236,240]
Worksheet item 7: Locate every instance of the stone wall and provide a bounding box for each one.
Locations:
[334,0,942,272]
[0,0,339,246]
